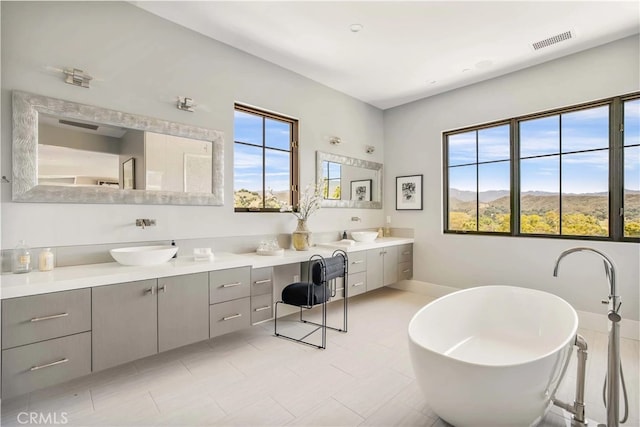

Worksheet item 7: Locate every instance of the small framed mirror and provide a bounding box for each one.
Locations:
[12,91,224,205]
[316,151,382,209]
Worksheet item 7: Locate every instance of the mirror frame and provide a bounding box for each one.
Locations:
[12,91,224,205]
[316,151,382,209]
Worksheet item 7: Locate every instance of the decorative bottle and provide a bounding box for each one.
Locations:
[39,248,54,272]
[12,240,31,274]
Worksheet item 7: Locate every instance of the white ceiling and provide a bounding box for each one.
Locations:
[134,1,640,110]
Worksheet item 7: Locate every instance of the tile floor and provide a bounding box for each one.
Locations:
[1,287,638,427]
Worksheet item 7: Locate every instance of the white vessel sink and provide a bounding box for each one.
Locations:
[351,231,379,242]
[110,245,178,266]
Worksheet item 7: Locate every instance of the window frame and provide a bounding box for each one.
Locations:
[233,104,299,212]
[321,161,342,200]
[443,92,640,243]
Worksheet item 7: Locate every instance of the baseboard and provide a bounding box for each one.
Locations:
[390,280,640,341]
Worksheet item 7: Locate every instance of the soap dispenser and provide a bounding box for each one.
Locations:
[12,240,31,274]
[342,231,347,239]
[171,240,178,258]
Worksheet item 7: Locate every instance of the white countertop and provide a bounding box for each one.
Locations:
[0,237,413,299]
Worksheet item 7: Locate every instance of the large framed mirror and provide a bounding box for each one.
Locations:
[316,151,382,209]
[12,91,224,205]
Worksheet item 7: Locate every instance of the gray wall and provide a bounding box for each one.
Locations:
[1,1,384,248]
[383,35,640,320]
[1,2,638,321]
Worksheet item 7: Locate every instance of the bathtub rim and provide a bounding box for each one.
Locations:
[408,285,579,368]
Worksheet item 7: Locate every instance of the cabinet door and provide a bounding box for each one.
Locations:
[348,251,367,274]
[210,297,251,338]
[92,279,158,372]
[348,272,367,297]
[382,246,398,286]
[251,267,273,296]
[209,267,251,304]
[366,249,384,291]
[158,273,209,352]
[2,332,91,399]
[2,289,91,349]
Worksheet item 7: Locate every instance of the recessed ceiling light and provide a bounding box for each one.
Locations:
[350,24,363,33]
[462,68,471,73]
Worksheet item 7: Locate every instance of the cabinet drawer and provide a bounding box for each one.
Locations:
[210,297,251,338]
[251,294,273,324]
[251,267,273,296]
[347,272,367,297]
[398,261,413,280]
[2,289,91,350]
[398,244,413,263]
[209,267,251,304]
[348,251,367,274]
[2,332,91,398]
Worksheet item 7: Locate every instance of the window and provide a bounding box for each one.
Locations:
[321,161,342,200]
[519,105,610,237]
[233,104,298,211]
[444,93,639,242]
[624,98,640,237]
[446,124,511,233]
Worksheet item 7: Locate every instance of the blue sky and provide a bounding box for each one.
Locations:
[448,100,639,194]
[233,111,291,193]
[233,101,639,196]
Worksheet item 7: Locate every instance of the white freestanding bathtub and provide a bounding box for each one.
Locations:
[408,286,578,427]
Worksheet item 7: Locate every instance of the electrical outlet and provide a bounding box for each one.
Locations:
[293,274,300,282]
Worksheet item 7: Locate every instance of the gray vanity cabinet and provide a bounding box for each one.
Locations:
[158,273,209,352]
[92,279,158,372]
[209,267,251,338]
[93,273,210,370]
[1,289,92,398]
[347,251,367,297]
[366,246,398,291]
[250,267,273,324]
[398,244,414,281]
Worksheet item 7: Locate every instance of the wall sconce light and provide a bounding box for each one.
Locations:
[63,68,92,88]
[365,145,375,154]
[177,97,195,112]
[329,136,342,145]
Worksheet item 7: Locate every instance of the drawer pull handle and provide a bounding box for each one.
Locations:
[351,260,364,265]
[352,282,364,287]
[144,287,155,295]
[403,269,411,273]
[402,251,411,255]
[255,306,271,312]
[159,285,167,293]
[254,279,271,285]
[222,282,242,288]
[30,358,69,371]
[30,313,69,322]
[222,313,242,321]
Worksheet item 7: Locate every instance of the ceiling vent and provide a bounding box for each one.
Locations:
[531,31,573,51]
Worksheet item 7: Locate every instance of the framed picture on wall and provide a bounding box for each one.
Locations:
[396,174,423,210]
[123,158,135,190]
[350,179,372,201]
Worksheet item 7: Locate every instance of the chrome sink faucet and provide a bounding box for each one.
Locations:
[553,247,627,426]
